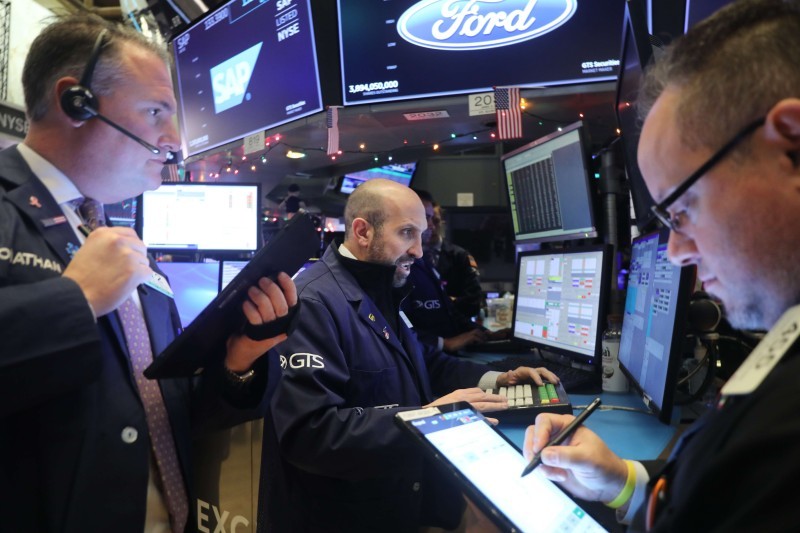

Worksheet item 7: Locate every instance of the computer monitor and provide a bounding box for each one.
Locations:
[141,182,261,253]
[502,121,598,244]
[171,0,323,158]
[615,0,660,232]
[618,228,695,424]
[157,261,220,328]
[511,244,612,367]
[338,0,625,105]
[336,162,416,195]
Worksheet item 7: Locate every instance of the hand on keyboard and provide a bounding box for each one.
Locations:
[496,365,561,387]
[424,387,509,413]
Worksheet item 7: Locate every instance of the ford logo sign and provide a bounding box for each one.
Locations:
[397,0,577,51]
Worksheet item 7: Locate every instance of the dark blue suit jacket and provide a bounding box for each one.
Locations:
[0,146,259,532]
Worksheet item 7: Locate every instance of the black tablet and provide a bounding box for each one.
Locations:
[395,402,607,533]
[144,212,320,379]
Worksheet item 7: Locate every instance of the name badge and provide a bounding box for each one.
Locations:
[399,310,413,329]
[144,272,174,299]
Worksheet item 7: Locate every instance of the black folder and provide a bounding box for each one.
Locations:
[144,212,320,379]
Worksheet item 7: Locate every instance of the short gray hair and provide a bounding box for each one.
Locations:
[639,0,800,153]
[22,13,169,122]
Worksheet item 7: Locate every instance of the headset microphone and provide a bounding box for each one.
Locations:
[60,29,161,155]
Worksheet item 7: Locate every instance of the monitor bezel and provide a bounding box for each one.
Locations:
[509,243,612,367]
[617,227,696,424]
[501,121,599,244]
[615,0,659,233]
[140,181,262,254]
[169,0,323,160]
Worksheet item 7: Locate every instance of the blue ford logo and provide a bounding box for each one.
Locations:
[397,0,577,51]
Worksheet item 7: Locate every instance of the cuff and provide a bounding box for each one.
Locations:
[477,371,504,391]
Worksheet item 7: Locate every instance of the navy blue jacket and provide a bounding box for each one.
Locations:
[270,245,490,532]
[0,146,260,532]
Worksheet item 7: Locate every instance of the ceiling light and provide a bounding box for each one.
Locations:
[286,150,306,159]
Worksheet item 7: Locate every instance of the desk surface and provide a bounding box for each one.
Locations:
[498,391,677,460]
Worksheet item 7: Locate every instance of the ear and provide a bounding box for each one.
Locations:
[351,217,373,248]
[764,98,800,169]
[55,76,87,127]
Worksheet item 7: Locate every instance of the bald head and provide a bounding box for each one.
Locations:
[344,179,421,240]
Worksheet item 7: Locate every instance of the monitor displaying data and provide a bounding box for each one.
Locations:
[141,183,260,252]
[511,245,611,365]
[502,122,597,243]
[172,0,323,157]
[157,262,220,328]
[337,162,416,195]
[618,228,695,423]
[338,0,625,105]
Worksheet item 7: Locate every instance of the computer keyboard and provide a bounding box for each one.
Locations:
[486,356,602,394]
[486,380,572,424]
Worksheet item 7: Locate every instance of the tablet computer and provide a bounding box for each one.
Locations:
[144,212,320,379]
[395,402,607,533]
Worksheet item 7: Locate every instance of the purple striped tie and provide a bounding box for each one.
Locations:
[78,198,189,531]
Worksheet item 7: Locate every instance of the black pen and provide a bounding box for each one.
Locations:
[521,397,602,477]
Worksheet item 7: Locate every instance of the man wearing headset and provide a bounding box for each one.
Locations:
[0,15,295,531]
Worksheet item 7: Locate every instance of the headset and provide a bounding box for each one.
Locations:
[59,29,163,155]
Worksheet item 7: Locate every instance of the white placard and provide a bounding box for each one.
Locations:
[457,193,475,207]
[243,131,265,155]
[469,91,496,116]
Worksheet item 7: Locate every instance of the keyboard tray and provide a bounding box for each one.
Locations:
[487,381,572,425]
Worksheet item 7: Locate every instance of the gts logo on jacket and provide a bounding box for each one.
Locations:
[413,299,441,310]
[210,42,262,114]
[280,352,325,370]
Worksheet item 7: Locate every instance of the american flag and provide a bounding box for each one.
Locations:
[326,106,340,156]
[494,87,522,140]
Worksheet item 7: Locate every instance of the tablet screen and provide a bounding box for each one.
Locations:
[398,405,606,532]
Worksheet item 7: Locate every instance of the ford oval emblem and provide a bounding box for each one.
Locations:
[397,0,578,51]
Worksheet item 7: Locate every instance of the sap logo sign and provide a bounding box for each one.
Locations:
[210,42,263,114]
[413,299,441,310]
[280,353,325,370]
[197,499,249,533]
[397,0,577,51]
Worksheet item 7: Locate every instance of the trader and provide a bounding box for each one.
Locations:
[270,179,558,531]
[524,1,800,530]
[0,15,294,531]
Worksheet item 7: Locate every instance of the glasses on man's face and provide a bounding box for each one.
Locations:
[650,117,766,233]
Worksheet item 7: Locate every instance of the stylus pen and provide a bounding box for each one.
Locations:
[521,397,602,477]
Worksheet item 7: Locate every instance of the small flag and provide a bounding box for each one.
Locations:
[326,106,340,156]
[494,87,523,140]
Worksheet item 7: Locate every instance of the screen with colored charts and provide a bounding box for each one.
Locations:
[511,245,611,365]
[337,162,416,195]
[338,0,625,105]
[141,183,260,252]
[172,0,323,158]
[618,228,695,423]
[397,405,606,532]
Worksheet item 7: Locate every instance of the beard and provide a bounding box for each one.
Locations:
[366,239,414,288]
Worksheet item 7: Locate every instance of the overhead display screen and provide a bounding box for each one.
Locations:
[173,0,323,157]
[338,0,625,105]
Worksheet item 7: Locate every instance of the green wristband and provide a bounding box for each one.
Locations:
[605,460,636,510]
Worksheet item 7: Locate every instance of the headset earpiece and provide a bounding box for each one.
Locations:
[60,84,97,121]
[59,29,108,122]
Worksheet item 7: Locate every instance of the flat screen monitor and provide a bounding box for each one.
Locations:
[141,182,260,252]
[511,244,612,367]
[337,162,416,195]
[618,228,695,423]
[616,0,659,232]
[157,261,220,328]
[502,121,597,244]
[338,0,625,105]
[172,0,323,158]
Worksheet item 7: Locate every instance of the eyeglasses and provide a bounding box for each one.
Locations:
[650,117,766,233]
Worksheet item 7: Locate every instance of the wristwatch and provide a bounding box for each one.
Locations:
[224,365,256,385]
